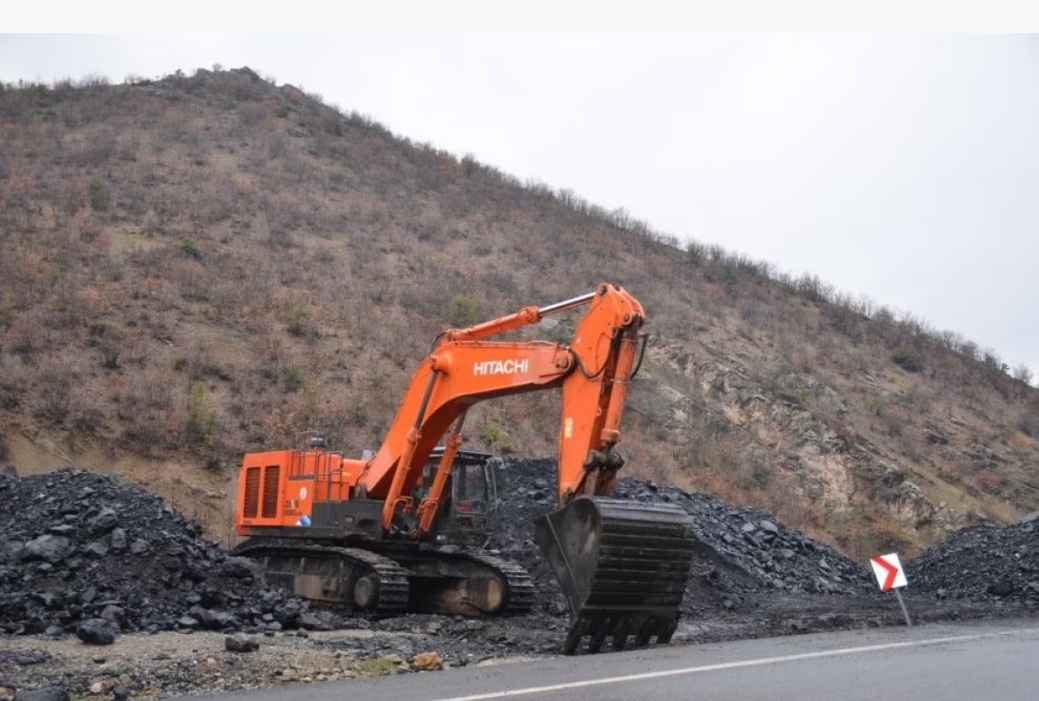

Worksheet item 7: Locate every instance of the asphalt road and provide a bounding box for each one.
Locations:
[185,619,1039,701]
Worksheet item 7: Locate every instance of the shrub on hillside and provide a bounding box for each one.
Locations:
[286,307,316,338]
[448,294,479,328]
[891,348,924,373]
[479,424,514,454]
[1018,411,1039,439]
[283,365,305,393]
[87,176,109,211]
[184,381,218,447]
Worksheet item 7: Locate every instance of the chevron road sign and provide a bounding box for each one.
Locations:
[870,553,908,592]
[870,552,911,626]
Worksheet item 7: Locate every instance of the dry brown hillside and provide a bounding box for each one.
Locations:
[1,67,1038,559]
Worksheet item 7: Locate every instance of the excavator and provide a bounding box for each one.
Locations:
[233,282,695,654]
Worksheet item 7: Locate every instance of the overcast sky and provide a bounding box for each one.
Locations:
[1,33,1037,377]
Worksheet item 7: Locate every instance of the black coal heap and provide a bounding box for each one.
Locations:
[0,467,336,636]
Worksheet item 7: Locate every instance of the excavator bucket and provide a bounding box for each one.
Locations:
[535,497,696,654]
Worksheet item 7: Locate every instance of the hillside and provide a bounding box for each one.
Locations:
[1,66,1037,559]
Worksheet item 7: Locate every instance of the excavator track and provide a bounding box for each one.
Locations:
[234,538,534,617]
[390,546,536,616]
[460,550,536,614]
[232,539,410,616]
[535,497,696,654]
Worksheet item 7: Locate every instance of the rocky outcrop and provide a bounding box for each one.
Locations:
[651,349,947,545]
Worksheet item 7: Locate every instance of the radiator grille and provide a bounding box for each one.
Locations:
[243,466,260,519]
[261,465,281,518]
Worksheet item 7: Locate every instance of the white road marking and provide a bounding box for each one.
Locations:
[432,629,1036,701]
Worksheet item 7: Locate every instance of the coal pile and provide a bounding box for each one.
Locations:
[0,467,334,637]
[489,458,872,618]
[615,480,872,597]
[906,516,1039,604]
[0,457,881,643]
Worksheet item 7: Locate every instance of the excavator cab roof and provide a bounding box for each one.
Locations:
[427,445,494,466]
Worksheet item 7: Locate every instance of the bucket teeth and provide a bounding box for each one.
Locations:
[535,497,695,654]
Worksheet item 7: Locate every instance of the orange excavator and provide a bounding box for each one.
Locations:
[233,282,695,653]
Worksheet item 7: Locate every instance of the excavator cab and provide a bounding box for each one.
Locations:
[423,448,502,548]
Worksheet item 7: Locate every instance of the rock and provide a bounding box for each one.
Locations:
[987,580,1014,597]
[209,611,234,630]
[412,651,443,671]
[216,557,256,579]
[83,540,110,558]
[24,535,72,563]
[76,619,116,645]
[112,687,130,701]
[298,612,330,631]
[742,533,761,549]
[30,592,55,607]
[225,634,259,652]
[6,650,50,665]
[189,605,217,629]
[109,528,128,552]
[87,508,119,536]
[1,540,25,564]
[99,605,125,625]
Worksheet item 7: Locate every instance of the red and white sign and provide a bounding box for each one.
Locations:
[870,553,908,592]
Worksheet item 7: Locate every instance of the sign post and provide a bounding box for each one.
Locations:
[870,553,911,626]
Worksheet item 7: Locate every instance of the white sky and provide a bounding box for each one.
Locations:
[2,22,1038,377]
